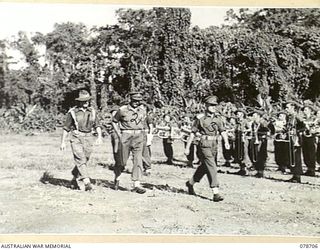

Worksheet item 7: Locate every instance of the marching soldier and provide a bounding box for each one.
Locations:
[184,95,230,202]
[285,101,305,183]
[301,103,317,177]
[247,109,274,178]
[60,89,103,191]
[111,91,151,194]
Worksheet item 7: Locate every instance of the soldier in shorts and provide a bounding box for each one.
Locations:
[60,89,103,191]
[184,95,230,202]
[112,91,151,194]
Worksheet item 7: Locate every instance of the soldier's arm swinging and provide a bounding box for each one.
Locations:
[221,131,230,150]
[60,129,69,151]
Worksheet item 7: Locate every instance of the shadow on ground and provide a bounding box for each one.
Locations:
[39,171,213,200]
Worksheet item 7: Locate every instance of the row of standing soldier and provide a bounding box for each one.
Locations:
[220,100,320,184]
[60,89,320,201]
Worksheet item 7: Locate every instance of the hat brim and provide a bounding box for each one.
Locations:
[75,96,92,102]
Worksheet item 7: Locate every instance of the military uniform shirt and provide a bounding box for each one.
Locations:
[113,104,147,130]
[192,113,225,136]
[63,107,100,133]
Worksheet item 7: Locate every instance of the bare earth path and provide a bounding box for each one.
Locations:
[0,132,319,235]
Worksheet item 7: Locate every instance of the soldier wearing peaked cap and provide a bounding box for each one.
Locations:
[112,91,152,194]
[184,95,229,202]
[60,89,103,191]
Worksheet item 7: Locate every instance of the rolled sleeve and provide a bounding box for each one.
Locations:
[63,113,73,132]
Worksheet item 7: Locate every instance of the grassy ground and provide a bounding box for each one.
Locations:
[0,131,320,235]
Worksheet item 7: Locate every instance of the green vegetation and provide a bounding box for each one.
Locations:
[0,8,319,132]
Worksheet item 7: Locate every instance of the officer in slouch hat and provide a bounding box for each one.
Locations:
[60,89,103,191]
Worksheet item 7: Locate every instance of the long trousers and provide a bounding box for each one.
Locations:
[274,139,290,168]
[163,138,173,162]
[114,132,144,181]
[302,135,316,172]
[193,138,219,188]
[248,138,268,171]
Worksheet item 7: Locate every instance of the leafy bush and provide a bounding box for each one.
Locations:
[0,106,64,133]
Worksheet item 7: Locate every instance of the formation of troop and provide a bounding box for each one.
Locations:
[60,89,320,202]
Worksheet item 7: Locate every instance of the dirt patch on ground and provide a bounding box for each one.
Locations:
[0,132,320,236]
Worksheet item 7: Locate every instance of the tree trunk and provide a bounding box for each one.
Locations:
[90,57,97,109]
[100,82,109,111]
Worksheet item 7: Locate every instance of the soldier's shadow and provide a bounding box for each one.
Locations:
[97,162,132,174]
[39,172,214,200]
[91,179,128,191]
[39,172,129,191]
[263,176,320,187]
[221,170,320,187]
[152,160,192,168]
[40,173,74,189]
[141,182,212,201]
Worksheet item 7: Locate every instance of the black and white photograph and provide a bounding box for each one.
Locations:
[0,2,320,239]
